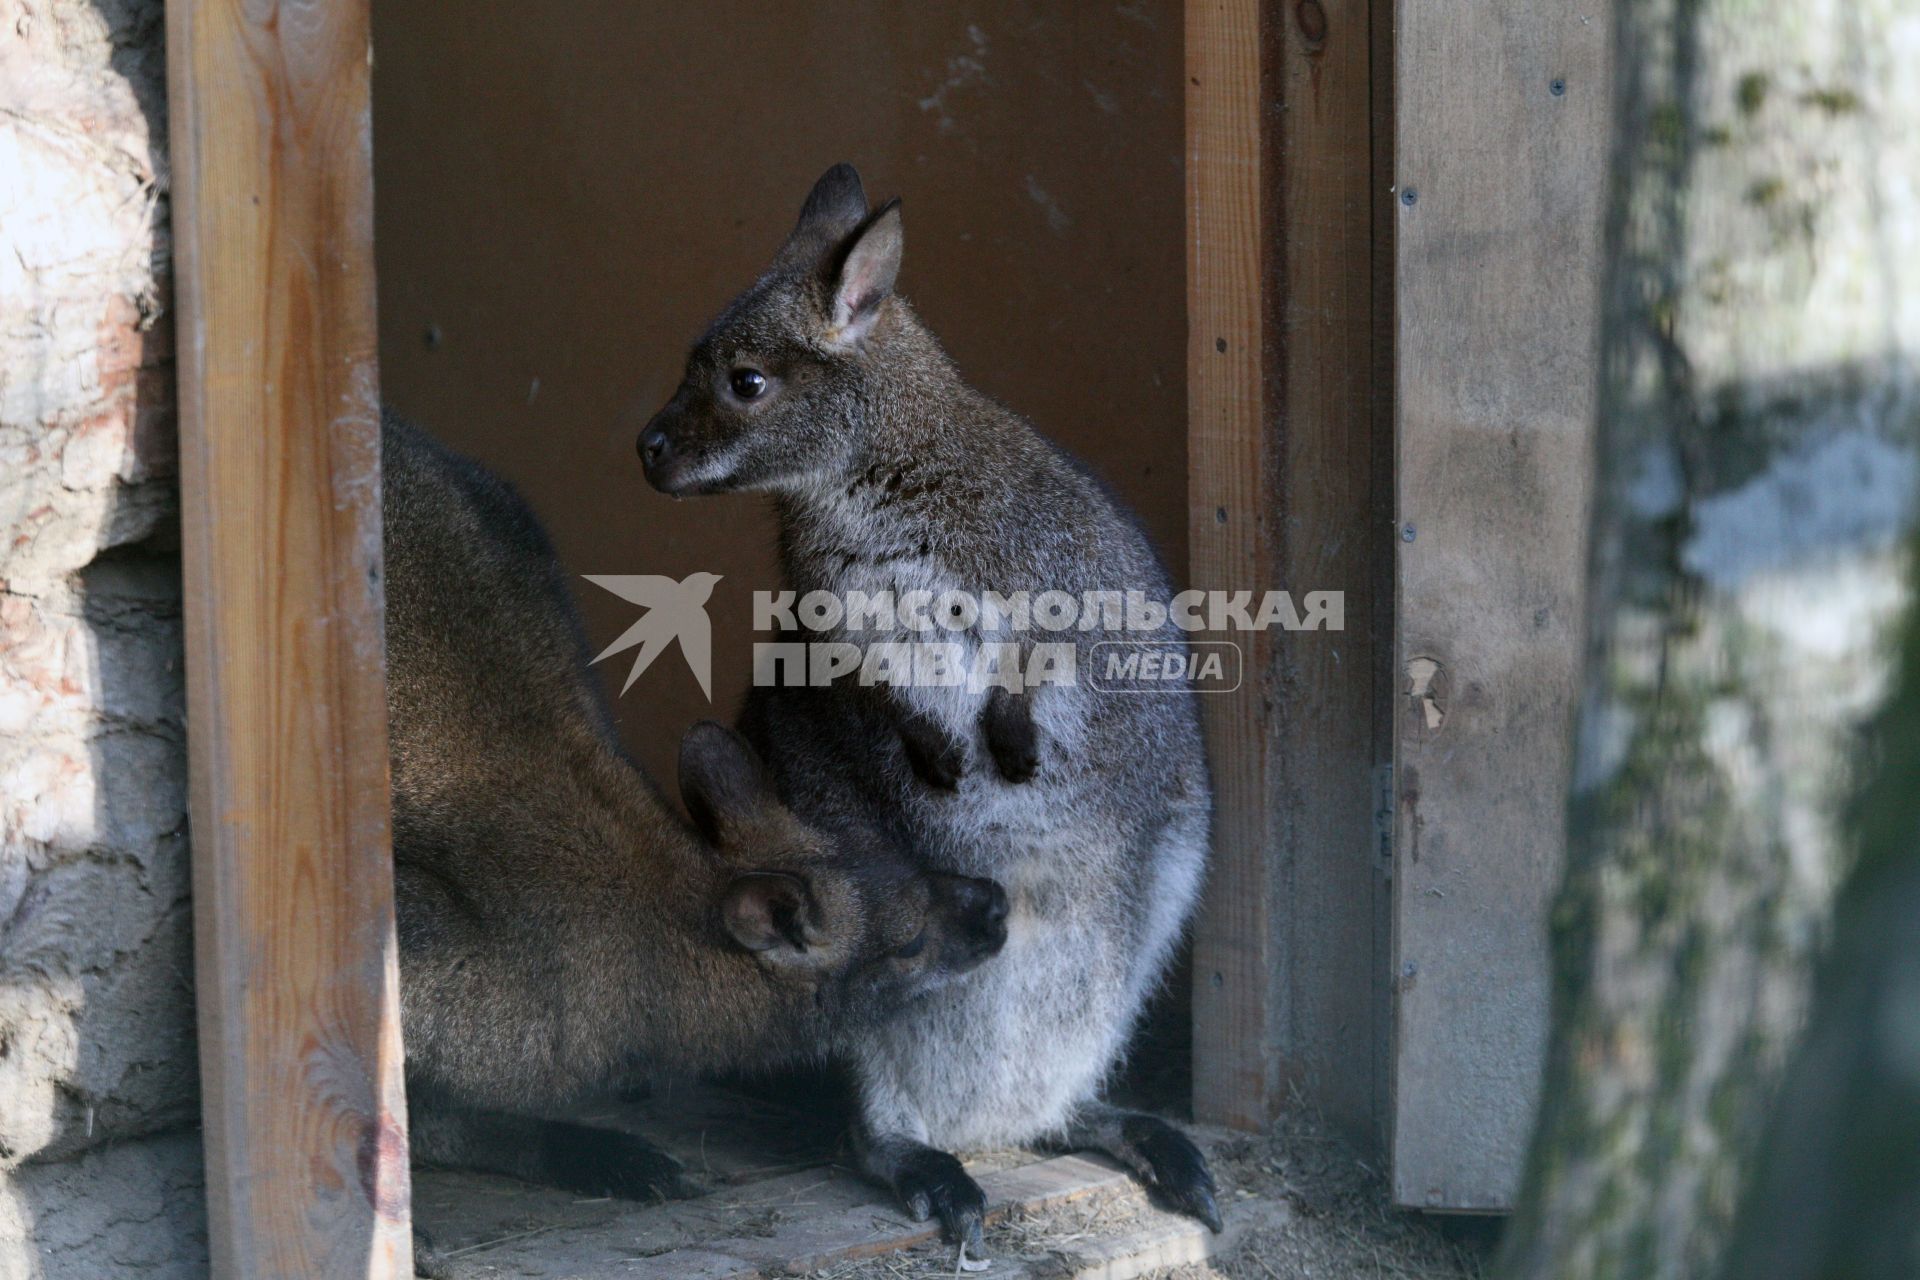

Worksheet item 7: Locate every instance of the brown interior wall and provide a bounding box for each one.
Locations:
[369,1,1187,787]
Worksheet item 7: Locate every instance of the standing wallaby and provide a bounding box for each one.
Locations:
[638,166,1219,1249]
[381,412,1009,1244]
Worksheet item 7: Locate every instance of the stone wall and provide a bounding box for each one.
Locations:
[0,0,205,1273]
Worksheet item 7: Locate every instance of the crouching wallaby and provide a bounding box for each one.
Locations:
[639,166,1219,1250]
[382,412,1009,1269]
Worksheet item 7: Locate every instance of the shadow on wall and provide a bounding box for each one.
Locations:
[0,0,206,1274]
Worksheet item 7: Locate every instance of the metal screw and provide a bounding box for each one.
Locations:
[1550,78,1567,96]
[1400,187,1418,208]
[1401,523,1417,543]
[1216,506,1228,524]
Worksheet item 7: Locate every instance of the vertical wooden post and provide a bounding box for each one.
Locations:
[1187,0,1387,1137]
[167,0,411,1274]
[1187,0,1279,1136]
[1388,1,1608,1210]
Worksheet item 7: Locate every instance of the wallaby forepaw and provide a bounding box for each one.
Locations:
[1121,1115,1223,1233]
[983,689,1041,784]
[898,719,967,791]
[988,736,1039,784]
[894,1147,987,1252]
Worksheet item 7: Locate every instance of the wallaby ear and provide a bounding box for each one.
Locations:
[777,163,869,270]
[798,163,868,237]
[678,721,777,848]
[824,199,903,351]
[720,871,813,955]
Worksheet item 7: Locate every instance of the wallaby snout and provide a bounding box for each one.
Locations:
[936,874,1010,971]
[638,392,705,496]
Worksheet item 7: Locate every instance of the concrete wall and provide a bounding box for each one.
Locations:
[0,0,207,1273]
[370,0,1188,783]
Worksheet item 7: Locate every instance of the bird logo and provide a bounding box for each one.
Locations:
[581,572,723,700]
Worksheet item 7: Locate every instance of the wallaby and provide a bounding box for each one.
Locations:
[639,166,1219,1249]
[381,412,1009,1259]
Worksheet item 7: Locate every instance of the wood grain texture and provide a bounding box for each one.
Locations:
[1268,0,1390,1146]
[166,0,411,1273]
[1186,0,1387,1137]
[1389,0,1609,1210]
[1187,0,1278,1133]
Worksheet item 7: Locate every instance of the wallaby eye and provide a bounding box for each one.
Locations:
[891,930,927,961]
[730,368,768,400]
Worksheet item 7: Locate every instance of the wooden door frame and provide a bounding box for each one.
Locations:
[168,0,411,1274]
[164,0,1390,1269]
[1184,0,1395,1145]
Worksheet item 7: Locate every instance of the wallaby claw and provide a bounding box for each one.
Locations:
[1179,1182,1226,1235]
[1121,1114,1223,1233]
[894,1147,988,1253]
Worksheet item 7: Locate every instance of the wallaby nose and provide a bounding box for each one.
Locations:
[638,424,671,468]
[957,877,1009,957]
[976,879,1010,928]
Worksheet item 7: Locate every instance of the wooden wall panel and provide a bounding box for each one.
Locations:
[370,1,1187,789]
[168,0,412,1272]
[1186,0,1388,1137]
[1389,1,1610,1210]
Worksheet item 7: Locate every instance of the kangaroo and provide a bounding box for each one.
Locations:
[381,412,1010,1250]
[638,166,1219,1250]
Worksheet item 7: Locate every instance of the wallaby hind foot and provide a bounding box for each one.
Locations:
[1056,1103,1222,1233]
[412,1102,702,1202]
[532,1119,699,1201]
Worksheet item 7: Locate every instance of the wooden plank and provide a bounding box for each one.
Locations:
[1187,0,1279,1135]
[166,0,410,1273]
[1018,1194,1295,1280]
[1186,0,1387,1136]
[1268,0,1391,1145]
[1185,0,1274,1142]
[1388,1,1610,1209]
[1368,0,1401,1161]
[417,1153,1137,1278]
